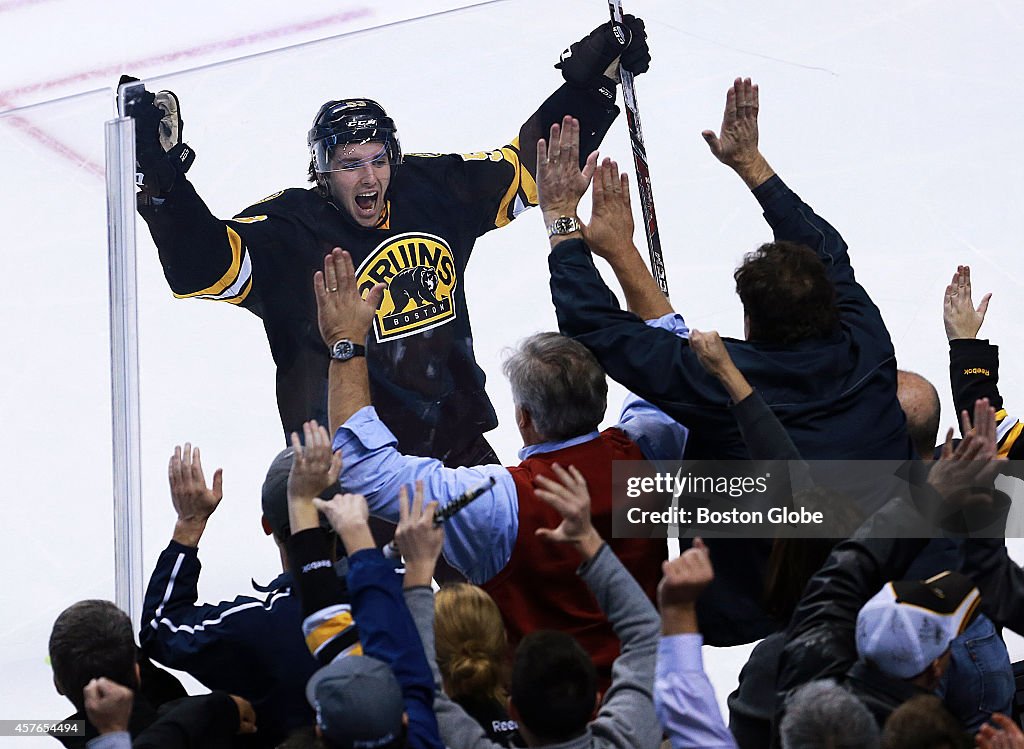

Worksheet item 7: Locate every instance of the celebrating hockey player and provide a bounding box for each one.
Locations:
[120,17,650,468]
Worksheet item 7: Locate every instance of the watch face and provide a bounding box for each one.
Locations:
[549,217,580,236]
[331,340,355,360]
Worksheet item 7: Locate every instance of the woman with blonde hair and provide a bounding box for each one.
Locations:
[434,583,521,747]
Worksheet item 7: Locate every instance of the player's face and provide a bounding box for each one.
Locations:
[325,141,391,227]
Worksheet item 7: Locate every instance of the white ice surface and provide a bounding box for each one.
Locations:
[1,0,1023,743]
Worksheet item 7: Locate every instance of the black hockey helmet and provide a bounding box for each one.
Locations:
[307,98,402,174]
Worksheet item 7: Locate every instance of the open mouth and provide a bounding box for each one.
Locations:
[354,191,378,212]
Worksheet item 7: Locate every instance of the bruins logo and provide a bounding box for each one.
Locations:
[356,232,457,342]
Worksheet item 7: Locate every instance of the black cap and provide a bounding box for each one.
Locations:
[261,447,338,539]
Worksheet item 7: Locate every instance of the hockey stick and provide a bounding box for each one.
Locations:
[608,0,669,298]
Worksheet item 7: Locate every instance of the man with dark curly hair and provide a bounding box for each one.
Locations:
[545,76,915,463]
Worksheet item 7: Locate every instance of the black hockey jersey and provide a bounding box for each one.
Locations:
[139,83,618,458]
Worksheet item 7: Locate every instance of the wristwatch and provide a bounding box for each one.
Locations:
[547,216,581,238]
[329,339,366,362]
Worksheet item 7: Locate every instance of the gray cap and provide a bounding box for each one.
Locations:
[306,655,404,749]
[261,447,338,539]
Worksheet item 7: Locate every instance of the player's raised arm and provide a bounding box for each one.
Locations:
[120,77,266,311]
[436,16,650,236]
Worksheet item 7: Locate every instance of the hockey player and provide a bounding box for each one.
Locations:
[121,17,651,467]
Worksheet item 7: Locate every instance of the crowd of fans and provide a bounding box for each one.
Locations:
[45,27,1024,749]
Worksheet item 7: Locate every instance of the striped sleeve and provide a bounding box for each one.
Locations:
[287,528,362,665]
[417,83,618,237]
[454,137,538,229]
[302,602,363,663]
[949,338,1023,459]
[139,541,292,675]
[171,224,253,305]
[996,409,1022,459]
[138,175,267,309]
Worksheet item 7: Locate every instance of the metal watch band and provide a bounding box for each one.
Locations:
[547,216,581,237]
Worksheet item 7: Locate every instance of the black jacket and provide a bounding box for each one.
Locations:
[774,500,931,726]
[549,175,915,463]
[776,496,1024,733]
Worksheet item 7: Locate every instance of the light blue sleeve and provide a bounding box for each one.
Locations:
[645,312,690,339]
[333,407,518,585]
[86,733,131,749]
[655,635,738,749]
[616,313,690,461]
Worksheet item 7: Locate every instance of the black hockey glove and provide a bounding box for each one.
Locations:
[555,15,650,92]
[619,15,650,75]
[117,75,195,199]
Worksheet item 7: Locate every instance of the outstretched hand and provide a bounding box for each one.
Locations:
[534,463,603,560]
[657,538,713,635]
[394,480,444,587]
[658,538,714,609]
[702,77,774,188]
[928,397,1004,503]
[287,420,341,502]
[314,248,385,347]
[313,492,375,555]
[537,116,599,225]
[582,157,636,264]
[286,420,341,535]
[169,443,223,547]
[943,264,991,341]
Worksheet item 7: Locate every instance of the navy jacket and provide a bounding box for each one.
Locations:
[140,541,348,746]
[287,531,444,749]
[549,175,915,463]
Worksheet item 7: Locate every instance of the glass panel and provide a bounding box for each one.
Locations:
[0,89,117,722]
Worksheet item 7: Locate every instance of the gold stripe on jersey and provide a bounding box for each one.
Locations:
[998,419,1022,458]
[995,409,1017,440]
[493,146,521,229]
[493,137,538,229]
[173,226,253,304]
[305,608,356,654]
[375,201,391,230]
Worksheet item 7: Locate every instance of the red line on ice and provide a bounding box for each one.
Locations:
[0,7,373,102]
[0,93,104,175]
[0,7,373,174]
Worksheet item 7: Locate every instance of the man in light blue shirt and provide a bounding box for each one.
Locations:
[655,538,739,749]
[314,249,688,584]
[312,247,687,682]
[333,316,688,583]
